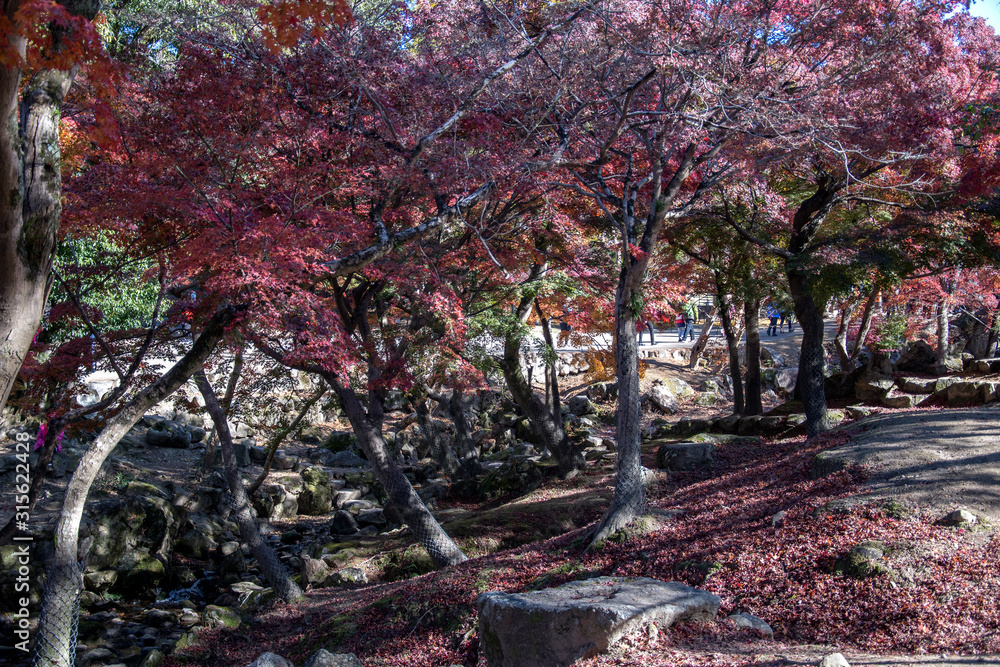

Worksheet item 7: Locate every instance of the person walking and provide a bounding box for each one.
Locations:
[676,312,687,342]
[683,299,698,342]
[765,303,780,336]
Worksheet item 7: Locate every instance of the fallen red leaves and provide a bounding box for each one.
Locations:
[170,428,1000,666]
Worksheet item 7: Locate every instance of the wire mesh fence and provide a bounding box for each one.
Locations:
[33,562,82,667]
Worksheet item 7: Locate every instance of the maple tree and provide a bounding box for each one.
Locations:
[482,0,1000,545]
[60,0,592,572]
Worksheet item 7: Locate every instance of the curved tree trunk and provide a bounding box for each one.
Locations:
[717,293,744,415]
[788,269,828,437]
[248,385,326,497]
[688,305,718,369]
[588,274,645,548]
[327,377,467,568]
[833,301,857,371]
[33,306,237,667]
[744,298,763,416]
[204,342,245,471]
[499,290,585,477]
[848,287,880,368]
[194,370,302,602]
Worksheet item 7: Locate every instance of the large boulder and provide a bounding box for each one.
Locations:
[660,377,695,399]
[774,368,798,397]
[253,484,299,520]
[80,493,179,570]
[944,380,996,406]
[479,457,543,499]
[566,395,596,416]
[656,442,715,471]
[114,552,166,596]
[854,368,895,403]
[644,383,678,415]
[298,467,333,515]
[146,420,192,448]
[894,340,937,374]
[477,577,720,667]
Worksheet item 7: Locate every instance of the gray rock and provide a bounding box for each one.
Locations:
[356,508,386,526]
[645,383,678,414]
[84,570,118,592]
[144,609,176,627]
[253,484,298,520]
[81,648,118,666]
[660,377,695,399]
[818,653,851,667]
[940,508,978,526]
[146,420,192,448]
[326,451,368,468]
[189,426,207,443]
[761,348,788,367]
[334,489,363,508]
[330,510,360,535]
[944,381,995,406]
[727,612,773,636]
[140,649,167,667]
[775,368,798,396]
[854,369,895,403]
[301,556,332,586]
[272,450,295,470]
[899,377,937,394]
[566,395,596,416]
[233,441,251,467]
[656,442,715,471]
[246,653,293,667]
[303,649,364,667]
[477,577,720,667]
[329,567,368,586]
[894,340,936,374]
[299,467,333,515]
[232,422,255,438]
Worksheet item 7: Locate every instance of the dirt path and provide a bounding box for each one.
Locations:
[817,407,1000,523]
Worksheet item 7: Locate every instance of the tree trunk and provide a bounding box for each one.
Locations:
[834,302,857,371]
[423,388,482,480]
[847,287,880,369]
[204,342,245,471]
[248,385,326,497]
[327,378,467,568]
[936,299,950,364]
[718,295,744,415]
[498,292,584,477]
[33,306,237,667]
[688,306,719,369]
[588,273,645,548]
[415,394,460,477]
[0,67,73,410]
[0,0,99,409]
[744,298,763,416]
[194,370,302,602]
[788,268,828,437]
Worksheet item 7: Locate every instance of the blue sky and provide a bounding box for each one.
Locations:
[969,0,1000,28]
